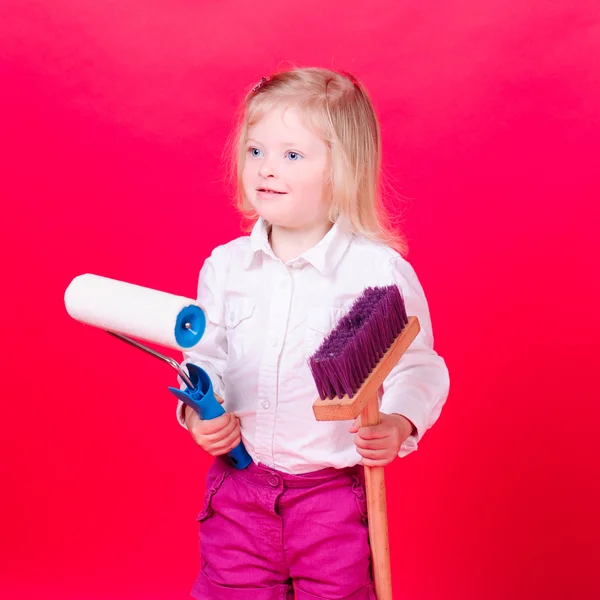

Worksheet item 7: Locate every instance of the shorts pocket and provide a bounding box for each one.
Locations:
[351,475,369,526]
[196,470,229,522]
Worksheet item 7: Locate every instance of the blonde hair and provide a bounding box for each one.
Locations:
[227,66,407,255]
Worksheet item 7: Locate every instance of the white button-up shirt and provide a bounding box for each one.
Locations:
[177,218,449,474]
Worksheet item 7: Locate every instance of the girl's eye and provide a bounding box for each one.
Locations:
[286,151,302,161]
[249,147,262,157]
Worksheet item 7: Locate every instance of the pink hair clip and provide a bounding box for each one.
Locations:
[252,76,268,93]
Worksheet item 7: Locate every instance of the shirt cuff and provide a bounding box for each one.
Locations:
[381,396,429,458]
[175,361,225,429]
[175,400,187,429]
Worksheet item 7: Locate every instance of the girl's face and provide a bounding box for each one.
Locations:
[242,105,332,231]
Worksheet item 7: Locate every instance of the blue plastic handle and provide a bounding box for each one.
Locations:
[168,363,252,470]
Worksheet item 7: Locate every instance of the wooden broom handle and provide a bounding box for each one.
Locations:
[361,394,393,600]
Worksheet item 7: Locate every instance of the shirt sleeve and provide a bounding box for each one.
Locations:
[175,247,229,429]
[379,256,450,457]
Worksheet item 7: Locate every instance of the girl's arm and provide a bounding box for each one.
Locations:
[378,256,450,457]
[176,247,229,429]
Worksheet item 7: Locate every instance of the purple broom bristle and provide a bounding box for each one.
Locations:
[308,285,409,400]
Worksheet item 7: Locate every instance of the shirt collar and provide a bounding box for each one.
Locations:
[243,217,353,275]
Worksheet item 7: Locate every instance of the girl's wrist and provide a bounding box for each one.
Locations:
[390,413,417,437]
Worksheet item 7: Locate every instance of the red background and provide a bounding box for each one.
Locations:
[1,1,599,599]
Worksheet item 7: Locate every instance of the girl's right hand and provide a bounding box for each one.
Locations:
[183,396,241,456]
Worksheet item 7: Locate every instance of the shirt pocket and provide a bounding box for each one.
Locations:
[224,297,256,364]
[305,306,345,357]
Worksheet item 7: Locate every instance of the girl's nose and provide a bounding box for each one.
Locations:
[258,157,278,179]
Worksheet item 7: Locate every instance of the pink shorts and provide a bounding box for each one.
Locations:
[191,456,376,599]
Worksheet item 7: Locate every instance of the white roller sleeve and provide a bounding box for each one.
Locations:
[64,273,206,350]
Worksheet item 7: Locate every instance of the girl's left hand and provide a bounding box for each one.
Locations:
[349,413,415,467]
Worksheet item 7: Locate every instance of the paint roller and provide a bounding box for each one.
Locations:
[64,273,252,469]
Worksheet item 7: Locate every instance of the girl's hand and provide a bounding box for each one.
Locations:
[183,395,242,457]
[349,413,414,467]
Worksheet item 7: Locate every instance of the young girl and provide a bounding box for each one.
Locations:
[176,67,450,600]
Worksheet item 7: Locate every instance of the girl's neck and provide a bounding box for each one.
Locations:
[269,221,334,263]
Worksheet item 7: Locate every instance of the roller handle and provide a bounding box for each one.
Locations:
[168,363,252,470]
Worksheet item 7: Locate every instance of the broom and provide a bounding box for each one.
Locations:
[309,285,421,600]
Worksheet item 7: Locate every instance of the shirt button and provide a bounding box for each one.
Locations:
[262,400,270,409]
[269,335,278,346]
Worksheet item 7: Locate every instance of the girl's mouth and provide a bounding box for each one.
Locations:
[257,188,286,195]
